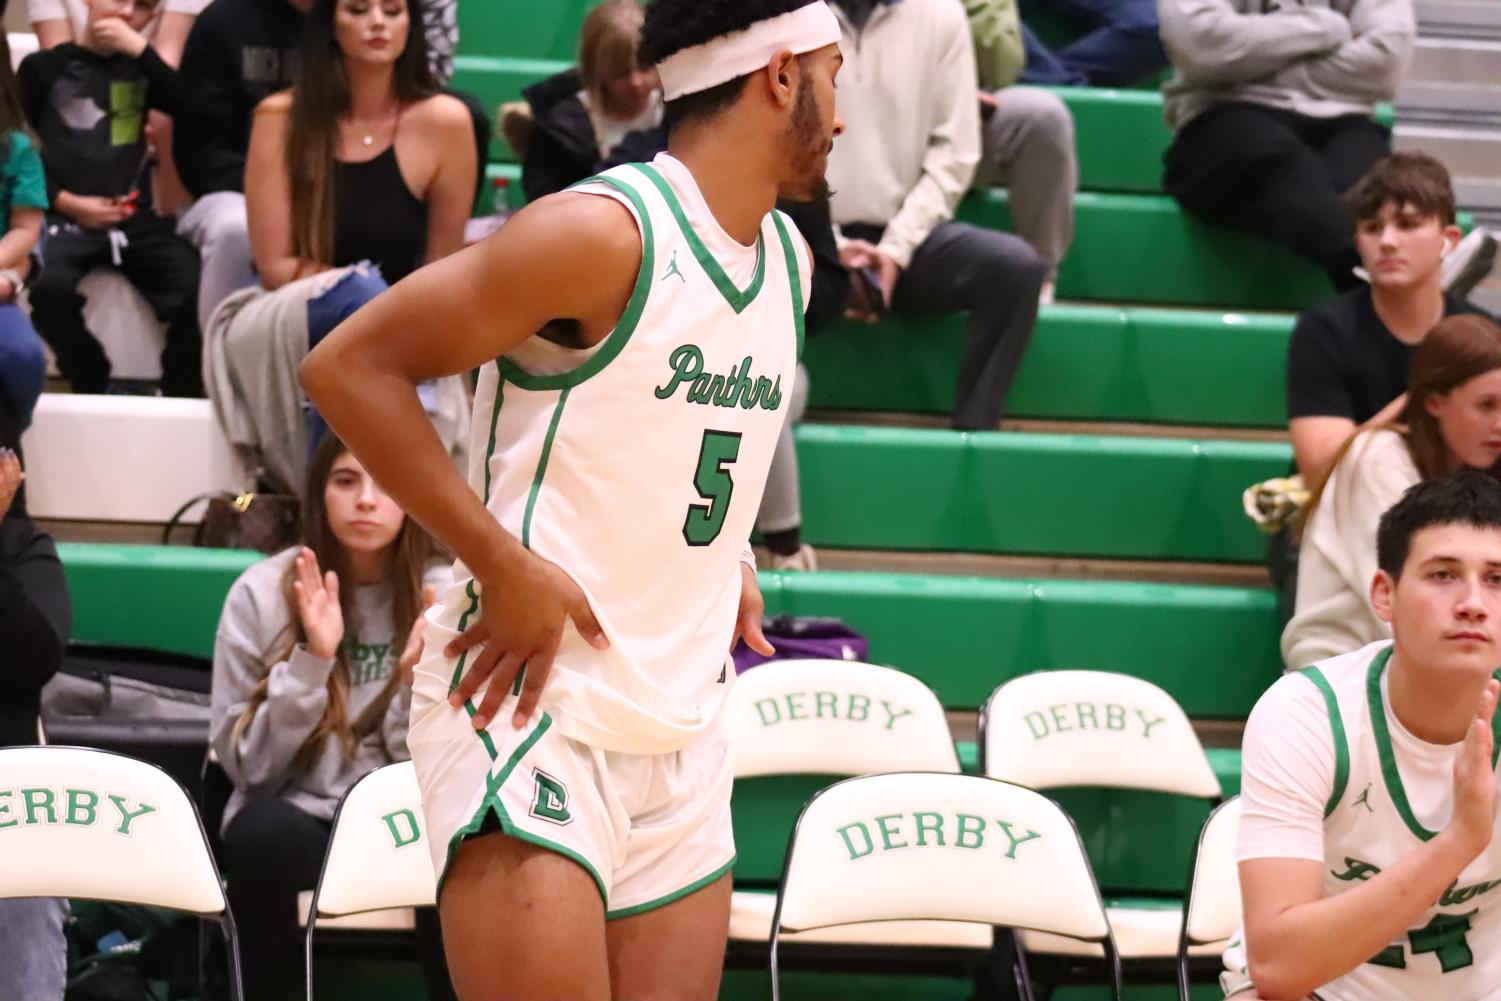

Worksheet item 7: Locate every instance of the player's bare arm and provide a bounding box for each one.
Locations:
[1240,679,1499,1000]
[301,192,643,726]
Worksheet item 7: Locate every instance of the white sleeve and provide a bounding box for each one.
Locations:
[161,0,212,14]
[1237,672,1338,863]
[26,0,69,22]
[1330,430,1420,614]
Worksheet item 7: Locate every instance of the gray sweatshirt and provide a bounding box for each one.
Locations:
[210,546,452,828]
[1159,0,1415,132]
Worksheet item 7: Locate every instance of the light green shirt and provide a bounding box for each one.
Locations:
[965,0,1025,91]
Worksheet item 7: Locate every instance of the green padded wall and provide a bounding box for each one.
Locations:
[761,571,1282,715]
[804,304,1292,427]
[791,426,1291,561]
[456,2,594,61]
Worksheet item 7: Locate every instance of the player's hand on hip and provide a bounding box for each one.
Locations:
[444,553,608,731]
[731,562,775,657]
[1448,678,1500,858]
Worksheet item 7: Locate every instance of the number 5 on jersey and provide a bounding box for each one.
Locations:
[683,430,742,546]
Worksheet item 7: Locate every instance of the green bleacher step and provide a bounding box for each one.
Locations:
[60,550,1282,718]
[806,304,1292,427]
[790,425,1290,562]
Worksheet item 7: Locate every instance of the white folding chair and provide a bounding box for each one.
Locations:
[725,659,984,950]
[0,745,244,1000]
[1178,797,1242,1001]
[771,772,1122,1001]
[980,670,1221,959]
[303,760,437,1001]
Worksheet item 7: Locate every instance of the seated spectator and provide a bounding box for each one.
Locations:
[827,0,1046,431]
[0,40,48,432]
[19,0,204,397]
[1160,0,1430,294]
[521,0,662,204]
[202,0,475,492]
[211,433,451,1001]
[174,0,483,332]
[965,0,1078,301]
[1283,314,1501,669]
[1014,0,1167,87]
[0,400,73,1001]
[1287,154,1488,497]
[1234,472,1501,1001]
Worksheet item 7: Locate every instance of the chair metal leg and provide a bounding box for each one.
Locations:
[220,913,246,1001]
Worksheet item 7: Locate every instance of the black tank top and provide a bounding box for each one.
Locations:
[332,144,428,284]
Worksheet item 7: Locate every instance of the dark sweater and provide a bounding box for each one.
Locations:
[173,0,304,197]
[18,43,187,203]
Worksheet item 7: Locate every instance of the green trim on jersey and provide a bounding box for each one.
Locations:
[631,162,767,315]
[604,855,736,921]
[521,387,570,550]
[481,373,504,503]
[447,580,498,761]
[497,174,656,391]
[1299,666,1349,819]
[1367,646,1501,842]
[769,210,805,361]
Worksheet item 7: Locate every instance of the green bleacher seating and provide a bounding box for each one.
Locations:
[60,548,1280,716]
[790,426,1290,562]
[806,304,1292,427]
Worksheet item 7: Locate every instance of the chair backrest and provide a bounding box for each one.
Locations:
[727,660,960,777]
[311,761,437,918]
[774,772,1112,942]
[0,746,225,914]
[1182,796,1243,946]
[981,670,1220,797]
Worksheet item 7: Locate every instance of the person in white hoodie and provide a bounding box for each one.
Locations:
[1284,314,1501,669]
[826,0,1048,430]
[1158,0,1417,293]
[210,432,451,1001]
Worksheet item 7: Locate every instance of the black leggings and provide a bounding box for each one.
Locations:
[1164,102,1391,293]
[222,795,455,1001]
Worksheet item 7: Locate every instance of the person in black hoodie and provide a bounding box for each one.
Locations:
[0,377,72,1001]
[19,0,204,397]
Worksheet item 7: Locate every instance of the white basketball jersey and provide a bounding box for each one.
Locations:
[438,154,808,756]
[1229,642,1501,1001]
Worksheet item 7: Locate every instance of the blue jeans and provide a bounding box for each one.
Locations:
[0,898,68,1001]
[304,267,390,454]
[1018,0,1166,87]
[0,303,46,431]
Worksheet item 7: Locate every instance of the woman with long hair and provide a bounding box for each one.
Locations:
[519,0,661,202]
[204,0,475,493]
[1283,314,1501,668]
[211,433,451,1001]
[0,33,49,436]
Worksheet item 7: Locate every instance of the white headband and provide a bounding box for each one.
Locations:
[656,2,842,102]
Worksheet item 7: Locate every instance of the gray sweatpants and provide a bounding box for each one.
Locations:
[755,362,810,535]
[974,86,1078,278]
[0,898,67,1001]
[176,191,258,333]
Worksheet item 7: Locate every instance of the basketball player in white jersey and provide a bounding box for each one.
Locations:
[300,2,843,997]
[1228,471,1501,1001]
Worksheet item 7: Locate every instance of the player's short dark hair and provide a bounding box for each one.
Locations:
[1345,152,1457,227]
[640,0,814,132]
[1377,471,1501,578]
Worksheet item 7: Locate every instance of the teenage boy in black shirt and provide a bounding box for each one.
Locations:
[19,0,203,396]
[1287,153,1492,494]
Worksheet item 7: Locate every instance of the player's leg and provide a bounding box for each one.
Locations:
[606,872,732,1001]
[440,829,611,1001]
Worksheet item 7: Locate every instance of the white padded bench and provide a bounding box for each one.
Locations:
[20,395,245,523]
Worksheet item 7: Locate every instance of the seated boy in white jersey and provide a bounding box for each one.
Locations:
[1228,470,1501,1001]
[299,2,845,998]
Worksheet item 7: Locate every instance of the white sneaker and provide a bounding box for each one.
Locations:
[769,544,818,572]
[1444,227,1498,299]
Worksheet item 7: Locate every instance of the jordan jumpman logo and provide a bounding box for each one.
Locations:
[661,249,686,283]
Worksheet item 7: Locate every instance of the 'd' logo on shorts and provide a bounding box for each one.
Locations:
[529,769,572,826]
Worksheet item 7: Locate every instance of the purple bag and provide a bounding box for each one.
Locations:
[731,614,870,674]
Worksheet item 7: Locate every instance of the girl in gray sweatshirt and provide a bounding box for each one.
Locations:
[209,433,451,1001]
